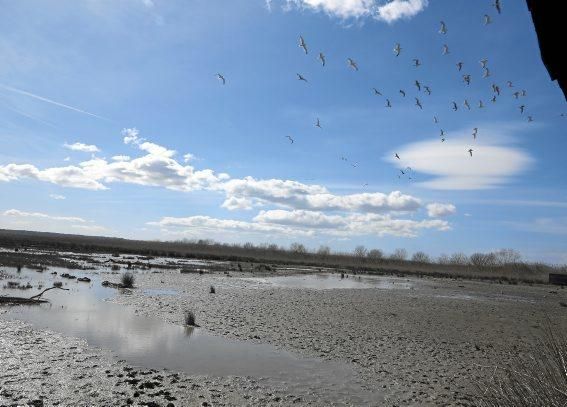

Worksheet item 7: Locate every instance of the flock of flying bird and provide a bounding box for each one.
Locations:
[215,0,539,182]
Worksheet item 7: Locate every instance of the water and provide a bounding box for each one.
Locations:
[245,273,414,290]
[0,267,379,404]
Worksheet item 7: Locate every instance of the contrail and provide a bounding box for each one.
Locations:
[0,83,108,120]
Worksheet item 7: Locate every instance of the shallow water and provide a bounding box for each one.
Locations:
[245,273,414,290]
[0,267,379,404]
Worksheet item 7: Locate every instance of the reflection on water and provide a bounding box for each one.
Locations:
[245,273,414,290]
[0,267,379,404]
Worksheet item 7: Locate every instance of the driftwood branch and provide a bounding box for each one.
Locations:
[29,286,69,301]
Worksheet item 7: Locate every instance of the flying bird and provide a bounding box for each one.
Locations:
[413,58,421,67]
[315,118,322,128]
[528,115,533,122]
[513,91,520,99]
[483,67,490,78]
[507,80,513,88]
[415,97,423,109]
[393,43,402,56]
[216,73,226,85]
[480,58,488,68]
[452,101,458,111]
[521,89,527,97]
[318,52,326,66]
[440,129,445,137]
[400,169,405,175]
[439,21,447,34]
[415,80,421,91]
[297,73,308,82]
[464,99,471,110]
[286,136,294,144]
[299,35,308,54]
[399,89,406,97]
[484,14,492,25]
[463,74,471,85]
[386,99,392,108]
[434,116,439,123]
[468,148,474,157]
[441,138,446,142]
[519,105,525,114]
[457,62,464,71]
[478,100,484,108]
[493,84,501,95]
[473,127,478,139]
[491,95,497,103]
[373,88,382,96]
[424,86,431,95]
[494,0,501,14]
[395,153,400,159]
[442,44,449,55]
[347,58,359,71]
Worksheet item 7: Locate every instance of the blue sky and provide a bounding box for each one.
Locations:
[0,0,566,263]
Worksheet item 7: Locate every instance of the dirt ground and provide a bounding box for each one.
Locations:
[2,254,567,406]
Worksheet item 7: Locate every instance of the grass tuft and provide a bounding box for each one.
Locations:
[184,309,196,326]
[121,272,135,288]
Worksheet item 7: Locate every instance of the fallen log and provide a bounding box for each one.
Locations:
[0,285,69,305]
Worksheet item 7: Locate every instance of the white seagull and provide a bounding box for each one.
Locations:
[439,21,447,34]
[347,58,359,71]
[315,118,322,128]
[318,52,326,66]
[393,43,402,57]
[297,73,308,82]
[442,44,450,55]
[484,14,492,25]
[299,35,308,54]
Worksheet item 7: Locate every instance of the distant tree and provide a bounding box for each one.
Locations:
[493,248,522,265]
[353,245,368,259]
[290,242,307,254]
[317,245,331,258]
[267,243,279,252]
[437,254,450,265]
[243,242,255,250]
[470,252,498,269]
[412,251,431,264]
[390,248,408,261]
[367,249,383,261]
[449,252,469,266]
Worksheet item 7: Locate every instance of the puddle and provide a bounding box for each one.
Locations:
[0,267,379,404]
[245,273,414,290]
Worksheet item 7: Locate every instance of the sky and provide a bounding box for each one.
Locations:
[0,0,566,263]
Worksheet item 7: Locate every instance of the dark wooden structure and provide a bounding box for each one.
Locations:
[526,0,567,100]
[549,273,567,286]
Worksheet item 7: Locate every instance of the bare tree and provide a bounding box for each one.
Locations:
[367,249,383,261]
[317,245,331,259]
[412,251,431,264]
[390,248,408,261]
[470,252,497,269]
[437,253,450,265]
[449,252,469,266]
[493,248,522,265]
[290,242,307,254]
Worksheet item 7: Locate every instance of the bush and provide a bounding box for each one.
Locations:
[184,309,196,326]
[470,252,497,269]
[449,252,469,266]
[121,272,135,288]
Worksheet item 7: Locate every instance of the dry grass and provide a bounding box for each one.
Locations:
[476,324,567,406]
[121,272,135,288]
[184,309,196,326]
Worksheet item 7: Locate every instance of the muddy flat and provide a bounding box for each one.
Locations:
[1,250,566,406]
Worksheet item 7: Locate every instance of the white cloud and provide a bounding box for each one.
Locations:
[3,209,87,223]
[282,0,427,21]
[63,157,71,162]
[183,153,196,163]
[388,129,533,190]
[426,203,456,218]
[220,177,421,213]
[64,142,100,153]
[152,210,449,238]
[122,128,141,145]
[376,0,428,23]
[1,209,109,235]
[49,194,66,200]
[112,155,131,162]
